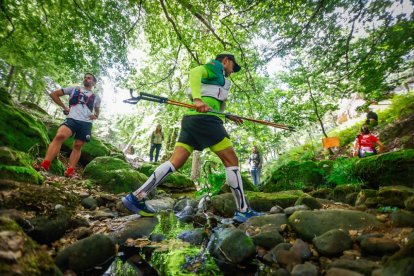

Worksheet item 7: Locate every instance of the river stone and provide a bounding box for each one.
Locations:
[269,243,293,262]
[377,186,414,208]
[55,234,116,274]
[238,214,287,231]
[288,210,380,241]
[173,197,198,212]
[110,216,158,244]
[275,249,302,270]
[326,267,363,276]
[177,228,205,245]
[81,197,98,210]
[208,228,255,264]
[251,228,284,250]
[389,210,414,227]
[295,195,322,210]
[404,196,414,211]
[355,189,378,206]
[147,197,175,212]
[327,259,381,276]
[28,213,71,245]
[356,233,383,243]
[290,239,312,261]
[284,205,309,216]
[360,237,400,256]
[381,239,414,276]
[291,262,318,276]
[333,185,361,203]
[313,229,353,256]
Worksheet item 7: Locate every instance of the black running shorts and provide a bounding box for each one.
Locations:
[177,115,229,151]
[61,118,93,142]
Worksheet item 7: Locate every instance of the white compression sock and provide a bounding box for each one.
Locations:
[226,166,247,212]
[133,161,176,199]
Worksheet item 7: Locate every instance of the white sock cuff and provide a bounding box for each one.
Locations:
[165,160,176,172]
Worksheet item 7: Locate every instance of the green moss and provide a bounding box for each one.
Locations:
[0,217,57,275]
[246,190,305,209]
[20,101,49,116]
[0,101,50,154]
[83,156,147,193]
[353,149,414,187]
[262,160,324,192]
[327,157,361,186]
[0,165,43,184]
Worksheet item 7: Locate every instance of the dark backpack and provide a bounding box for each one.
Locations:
[69,87,96,112]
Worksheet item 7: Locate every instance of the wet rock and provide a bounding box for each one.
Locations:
[55,234,116,274]
[360,237,400,256]
[176,205,195,223]
[308,188,333,199]
[146,197,175,212]
[284,205,309,216]
[345,192,358,206]
[291,239,312,261]
[389,210,414,227]
[177,228,205,245]
[210,193,240,217]
[273,268,290,276]
[0,217,60,275]
[404,196,414,211]
[291,262,318,276]
[81,197,98,210]
[326,267,363,276]
[149,233,165,242]
[208,228,255,264]
[377,186,414,208]
[295,195,322,210]
[28,213,71,245]
[269,205,284,214]
[110,216,158,244]
[91,209,117,220]
[275,249,302,270]
[251,228,284,250]
[356,233,383,244]
[327,259,381,276]
[288,210,380,242]
[173,197,198,212]
[72,227,93,240]
[382,239,414,276]
[313,229,353,256]
[269,242,293,262]
[238,214,287,231]
[355,189,378,206]
[333,185,360,203]
[68,216,90,229]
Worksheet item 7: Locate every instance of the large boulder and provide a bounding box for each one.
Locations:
[55,234,116,274]
[0,147,43,185]
[353,150,414,188]
[0,216,60,275]
[381,239,414,276]
[208,228,256,264]
[377,186,414,208]
[83,156,147,193]
[288,210,381,242]
[262,161,325,192]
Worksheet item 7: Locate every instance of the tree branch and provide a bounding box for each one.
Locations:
[159,0,199,64]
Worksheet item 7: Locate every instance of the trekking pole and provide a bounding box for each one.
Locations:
[124,90,295,131]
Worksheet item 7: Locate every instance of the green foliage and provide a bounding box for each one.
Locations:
[377,206,399,213]
[327,157,362,186]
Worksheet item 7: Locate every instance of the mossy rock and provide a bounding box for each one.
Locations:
[0,217,60,275]
[0,87,13,105]
[0,100,49,154]
[355,189,378,206]
[19,101,49,116]
[404,196,414,211]
[262,160,324,192]
[295,195,322,209]
[247,190,305,211]
[83,156,147,193]
[137,163,158,176]
[0,183,79,215]
[382,239,414,276]
[308,188,333,199]
[353,150,414,188]
[332,184,361,203]
[377,186,414,208]
[241,171,258,191]
[0,147,43,184]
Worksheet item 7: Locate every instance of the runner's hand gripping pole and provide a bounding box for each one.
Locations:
[124,90,295,131]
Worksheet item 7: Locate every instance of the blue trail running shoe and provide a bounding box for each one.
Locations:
[122,193,156,217]
[233,208,263,223]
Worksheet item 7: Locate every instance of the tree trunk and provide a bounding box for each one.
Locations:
[123,129,139,154]
[5,65,15,90]
[191,150,201,182]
